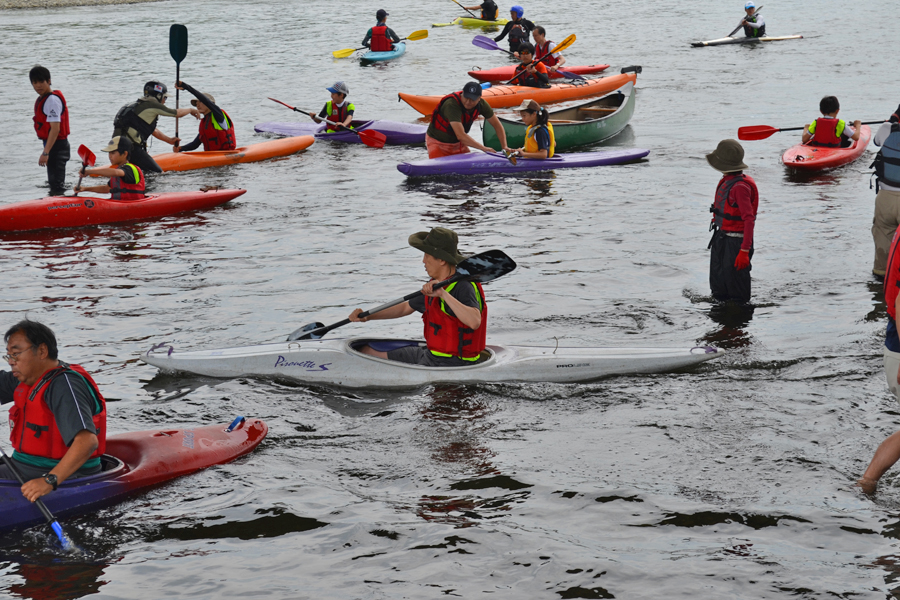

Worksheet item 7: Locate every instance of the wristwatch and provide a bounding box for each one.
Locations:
[42,473,58,491]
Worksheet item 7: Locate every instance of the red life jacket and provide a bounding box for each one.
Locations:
[109,163,146,200]
[809,117,843,147]
[710,174,759,233]
[514,61,549,87]
[422,281,487,360]
[886,226,900,320]
[9,363,107,462]
[370,25,393,52]
[324,101,354,132]
[198,110,236,151]
[33,90,70,141]
[535,41,559,67]
[430,93,482,140]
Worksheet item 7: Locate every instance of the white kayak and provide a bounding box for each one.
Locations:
[691,34,803,47]
[141,338,724,388]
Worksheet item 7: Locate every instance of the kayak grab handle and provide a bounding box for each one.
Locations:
[226,416,245,432]
[148,342,175,356]
[690,346,720,354]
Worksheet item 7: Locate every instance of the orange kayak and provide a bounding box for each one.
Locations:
[153,135,315,172]
[91,136,315,174]
[398,72,638,115]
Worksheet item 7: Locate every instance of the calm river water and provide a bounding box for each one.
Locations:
[2,0,900,598]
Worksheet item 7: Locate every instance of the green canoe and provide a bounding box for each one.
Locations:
[483,81,635,151]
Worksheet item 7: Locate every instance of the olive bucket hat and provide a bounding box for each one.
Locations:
[706,139,748,173]
[408,227,467,265]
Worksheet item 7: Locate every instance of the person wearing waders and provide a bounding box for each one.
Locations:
[870,104,900,278]
[706,139,759,304]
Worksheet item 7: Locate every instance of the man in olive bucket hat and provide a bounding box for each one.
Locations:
[706,139,760,304]
[349,227,488,366]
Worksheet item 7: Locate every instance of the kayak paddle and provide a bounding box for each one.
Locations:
[738,120,883,141]
[268,97,388,148]
[169,24,189,140]
[0,447,75,552]
[286,249,517,341]
[727,5,763,37]
[472,35,584,82]
[333,30,428,58]
[72,144,96,196]
[449,0,480,20]
[502,34,579,85]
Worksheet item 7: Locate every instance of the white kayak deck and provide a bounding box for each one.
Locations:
[691,34,803,47]
[142,338,724,388]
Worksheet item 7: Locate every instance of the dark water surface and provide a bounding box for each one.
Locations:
[2,0,900,597]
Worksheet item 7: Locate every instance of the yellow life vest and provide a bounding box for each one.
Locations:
[524,123,555,158]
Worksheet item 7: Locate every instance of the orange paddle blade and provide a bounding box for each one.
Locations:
[737,125,780,141]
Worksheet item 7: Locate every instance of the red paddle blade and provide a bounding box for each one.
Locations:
[358,129,387,149]
[268,97,296,111]
[737,125,779,141]
[77,144,96,166]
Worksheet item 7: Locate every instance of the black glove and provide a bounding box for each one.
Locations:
[890,104,900,123]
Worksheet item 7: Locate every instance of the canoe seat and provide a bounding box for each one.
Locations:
[578,107,618,113]
[549,120,580,124]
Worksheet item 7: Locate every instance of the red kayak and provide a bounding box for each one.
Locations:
[0,188,245,232]
[468,64,610,82]
[781,125,872,171]
[1,417,267,532]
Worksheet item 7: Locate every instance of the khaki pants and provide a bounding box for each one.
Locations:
[885,346,900,401]
[872,188,900,274]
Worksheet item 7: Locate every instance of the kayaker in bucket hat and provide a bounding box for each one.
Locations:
[349,227,488,367]
[173,81,236,153]
[310,82,354,133]
[706,139,759,305]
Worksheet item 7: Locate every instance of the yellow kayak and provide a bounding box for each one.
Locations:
[433,16,508,27]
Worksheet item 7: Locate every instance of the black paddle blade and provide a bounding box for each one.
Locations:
[169,24,188,63]
[286,321,325,342]
[456,249,517,283]
[620,65,642,75]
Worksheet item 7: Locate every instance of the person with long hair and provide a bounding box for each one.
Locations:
[510,99,555,159]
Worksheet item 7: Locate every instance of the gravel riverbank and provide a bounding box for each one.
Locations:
[2,0,169,8]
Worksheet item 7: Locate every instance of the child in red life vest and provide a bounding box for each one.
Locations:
[802,96,861,148]
[30,65,70,196]
[75,136,146,200]
[362,9,400,52]
[310,82,355,133]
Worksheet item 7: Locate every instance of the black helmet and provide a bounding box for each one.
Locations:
[143,80,168,101]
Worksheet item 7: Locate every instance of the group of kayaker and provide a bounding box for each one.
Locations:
[30,66,235,199]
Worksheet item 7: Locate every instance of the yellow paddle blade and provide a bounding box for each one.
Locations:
[332,47,357,58]
[553,34,576,54]
[406,29,429,41]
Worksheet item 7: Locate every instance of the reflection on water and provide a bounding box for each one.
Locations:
[702,301,755,349]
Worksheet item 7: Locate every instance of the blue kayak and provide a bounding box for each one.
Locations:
[361,41,406,63]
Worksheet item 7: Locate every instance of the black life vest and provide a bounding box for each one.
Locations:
[113,99,159,147]
[481,0,498,20]
[743,14,765,37]
[871,124,900,191]
[508,20,529,47]
[430,92,481,140]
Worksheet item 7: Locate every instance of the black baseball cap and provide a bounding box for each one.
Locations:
[462,82,483,100]
[376,8,388,18]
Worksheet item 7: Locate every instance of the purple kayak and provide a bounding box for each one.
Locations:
[254,119,426,145]
[397,148,650,177]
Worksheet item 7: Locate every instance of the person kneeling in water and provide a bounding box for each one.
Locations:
[75,136,146,200]
[510,99,555,159]
[348,227,487,367]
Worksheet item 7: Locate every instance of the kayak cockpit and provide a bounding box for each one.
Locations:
[347,339,496,368]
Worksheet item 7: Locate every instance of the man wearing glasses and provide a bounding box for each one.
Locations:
[0,320,106,503]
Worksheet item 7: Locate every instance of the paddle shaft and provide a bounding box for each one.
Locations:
[728,6,763,37]
[175,64,180,139]
[0,448,71,550]
[268,98,351,133]
[300,274,465,339]
[451,0,479,19]
[503,35,577,85]
[746,120,883,139]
